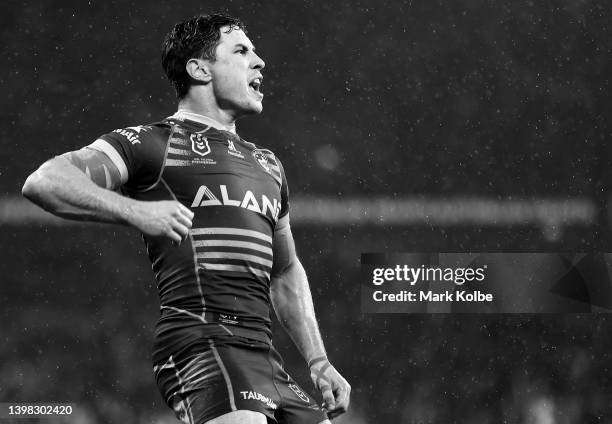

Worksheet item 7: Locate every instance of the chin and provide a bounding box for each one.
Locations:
[241,101,263,115]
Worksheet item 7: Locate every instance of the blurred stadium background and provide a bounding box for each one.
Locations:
[2,0,612,422]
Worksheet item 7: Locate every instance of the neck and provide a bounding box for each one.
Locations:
[178,92,237,129]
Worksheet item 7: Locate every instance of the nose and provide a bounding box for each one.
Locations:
[252,52,265,70]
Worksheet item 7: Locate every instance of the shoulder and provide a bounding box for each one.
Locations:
[102,120,173,146]
[92,119,174,186]
[238,139,286,188]
[240,139,283,165]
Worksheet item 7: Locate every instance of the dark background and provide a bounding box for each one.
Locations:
[2,0,612,422]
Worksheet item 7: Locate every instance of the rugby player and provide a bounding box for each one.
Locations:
[22,14,350,424]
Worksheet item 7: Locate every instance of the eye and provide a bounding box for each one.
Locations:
[236,47,248,55]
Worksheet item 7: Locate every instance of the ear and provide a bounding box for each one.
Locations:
[186,58,212,83]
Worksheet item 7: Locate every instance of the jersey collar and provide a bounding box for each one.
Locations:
[171,110,237,134]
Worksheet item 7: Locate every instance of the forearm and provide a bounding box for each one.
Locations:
[22,156,135,224]
[271,260,327,363]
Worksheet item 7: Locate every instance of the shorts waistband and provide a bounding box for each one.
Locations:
[158,307,272,344]
[216,324,272,344]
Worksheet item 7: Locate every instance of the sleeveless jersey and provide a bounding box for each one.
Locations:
[92,112,289,362]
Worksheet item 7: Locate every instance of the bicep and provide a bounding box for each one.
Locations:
[59,144,125,190]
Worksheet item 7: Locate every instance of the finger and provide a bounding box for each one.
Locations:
[333,386,350,414]
[176,212,193,229]
[172,222,190,240]
[320,384,335,411]
[178,203,194,220]
[173,204,193,221]
[168,230,182,245]
[343,385,351,411]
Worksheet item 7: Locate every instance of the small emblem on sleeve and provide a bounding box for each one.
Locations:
[190,133,211,156]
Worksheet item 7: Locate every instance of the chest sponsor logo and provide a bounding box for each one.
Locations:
[227,140,245,159]
[190,133,211,156]
[288,384,310,403]
[239,391,278,409]
[191,184,281,221]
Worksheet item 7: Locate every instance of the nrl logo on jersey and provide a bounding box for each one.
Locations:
[227,139,244,159]
[190,133,211,156]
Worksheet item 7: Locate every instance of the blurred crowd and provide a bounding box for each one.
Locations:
[3,0,612,422]
[3,1,610,197]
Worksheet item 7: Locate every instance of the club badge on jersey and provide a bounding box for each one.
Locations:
[252,149,282,187]
[252,150,271,173]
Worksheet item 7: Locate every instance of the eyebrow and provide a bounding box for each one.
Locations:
[234,43,256,52]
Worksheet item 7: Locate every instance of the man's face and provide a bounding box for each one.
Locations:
[208,26,265,116]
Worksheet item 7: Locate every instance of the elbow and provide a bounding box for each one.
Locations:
[22,169,53,206]
[22,172,43,200]
[271,258,297,280]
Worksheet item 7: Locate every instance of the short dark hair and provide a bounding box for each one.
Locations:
[161,14,246,99]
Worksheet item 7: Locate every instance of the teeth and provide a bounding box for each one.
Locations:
[250,78,262,92]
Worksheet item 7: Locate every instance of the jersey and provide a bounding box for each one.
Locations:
[91,111,289,363]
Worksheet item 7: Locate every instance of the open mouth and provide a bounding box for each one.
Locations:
[249,77,263,94]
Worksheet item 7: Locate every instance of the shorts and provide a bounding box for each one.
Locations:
[153,335,328,424]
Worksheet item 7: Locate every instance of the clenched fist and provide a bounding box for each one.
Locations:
[308,356,351,419]
[128,200,194,244]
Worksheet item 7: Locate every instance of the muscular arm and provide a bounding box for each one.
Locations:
[270,219,350,417]
[23,148,135,223]
[22,146,193,242]
[270,223,327,362]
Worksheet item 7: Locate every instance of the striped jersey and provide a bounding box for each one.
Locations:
[91,111,289,361]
